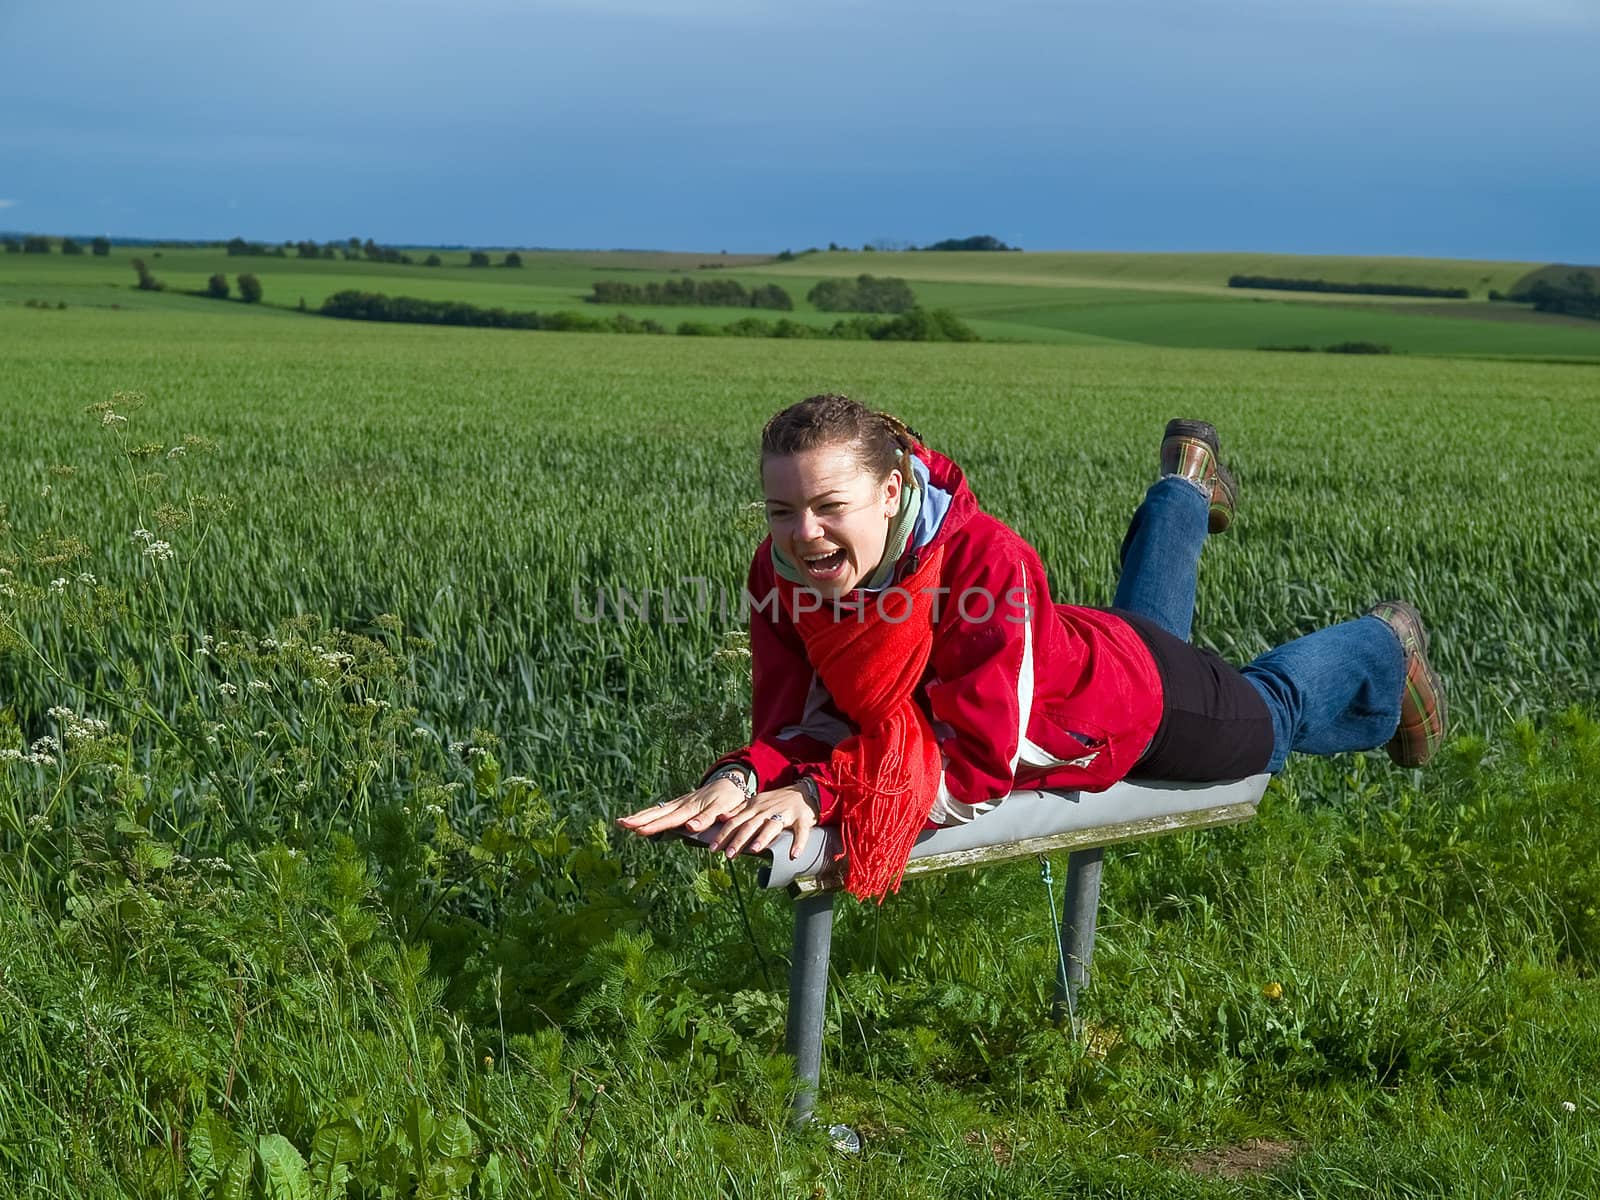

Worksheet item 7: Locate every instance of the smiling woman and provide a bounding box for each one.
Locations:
[616,394,1447,902]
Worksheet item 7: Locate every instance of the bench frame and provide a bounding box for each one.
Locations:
[777,799,1259,1122]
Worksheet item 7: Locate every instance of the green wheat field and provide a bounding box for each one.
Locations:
[2,246,1600,1197]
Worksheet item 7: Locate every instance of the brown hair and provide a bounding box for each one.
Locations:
[760,394,920,484]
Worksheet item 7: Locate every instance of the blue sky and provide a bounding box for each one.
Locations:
[3,0,1596,260]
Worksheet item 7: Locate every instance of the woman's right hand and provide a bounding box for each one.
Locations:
[614,775,748,839]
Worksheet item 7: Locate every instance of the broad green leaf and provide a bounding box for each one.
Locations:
[478,1152,506,1200]
[216,1144,255,1200]
[432,1113,474,1160]
[309,1120,361,1198]
[188,1109,236,1181]
[422,1156,475,1198]
[256,1133,310,1200]
[134,838,176,870]
[403,1099,435,1173]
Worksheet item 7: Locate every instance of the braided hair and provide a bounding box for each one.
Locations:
[760,394,922,484]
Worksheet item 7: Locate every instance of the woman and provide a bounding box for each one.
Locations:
[618,395,1445,901]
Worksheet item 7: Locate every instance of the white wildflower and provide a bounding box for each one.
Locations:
[132,528,152,542]
[47,705,74,720]
[295,781,310,795]
[253,729,269,740]
[449,741,466,756]
[30,736,60,753]
[217,682,238,697]
[48,578,67,593]
[412,727,432,738]
[424,803,445,817]
[102,411,126,427]
[0,748,22,762]
[76,572,97,586]
[465,746,488,760]
[1563,1101,1577,1114]
[143,540,174,561]
[26,814,52,832]
[40,484,51,498]
[504,775,535,788]
[167,445,186,458]
[260,637,279,651]
[205,735,218,746]
[26,753,57,767]
[248,679,271,692]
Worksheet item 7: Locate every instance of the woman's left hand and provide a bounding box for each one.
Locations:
[707,785,820,861]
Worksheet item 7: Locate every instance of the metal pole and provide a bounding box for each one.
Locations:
[784,890,835,1125]
[1052,846,1104,1024]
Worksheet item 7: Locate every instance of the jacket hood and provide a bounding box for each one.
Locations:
[902,444,980,566]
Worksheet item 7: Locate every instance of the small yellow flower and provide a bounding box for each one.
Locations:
[1261,982,1284,1002]
[483,1055,494,1070]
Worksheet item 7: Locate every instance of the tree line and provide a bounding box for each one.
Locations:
[807,275,917,312]
[586,279,792,309]
[3,235,112,255]
[318,290,977,342]
[1490,273,1600,321]
[1228,275,1469,299]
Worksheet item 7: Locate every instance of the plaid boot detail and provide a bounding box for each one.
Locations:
[1367,600,1447,767]
[1160,418,1238,534]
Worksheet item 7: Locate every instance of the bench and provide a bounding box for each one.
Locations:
[678,774,1271,1122]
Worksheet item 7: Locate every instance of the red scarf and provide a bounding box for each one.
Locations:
[788,547,946,902]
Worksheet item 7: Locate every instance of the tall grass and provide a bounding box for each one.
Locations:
[2,307,1600,1194]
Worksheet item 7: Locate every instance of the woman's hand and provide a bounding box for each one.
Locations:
[615,775,748,839]
[706,785,819,861]
[615,778,821,861]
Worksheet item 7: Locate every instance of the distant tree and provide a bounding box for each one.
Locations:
[91,236,111,256]
[828,242,841,252]
[468,251,491,268]
[130,258,164,291]
[775,249,796,262]
[502,251,523,268]
[206,273,230,300]
[226,236,269,257]
[1,237,19,253]
[296,240,321,258]
[922,235,1018,252]
[236,273,263,303]
[808,274,916,313]
[424,253,442,267]
[22,235,51,254]
[60,237,84,255]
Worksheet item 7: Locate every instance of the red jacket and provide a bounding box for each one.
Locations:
[715,447,1165,826]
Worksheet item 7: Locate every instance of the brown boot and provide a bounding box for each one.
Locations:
[1160,419,1238,534]
[1367,600,1447,767]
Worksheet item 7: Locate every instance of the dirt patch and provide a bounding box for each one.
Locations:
[1182,1138,1298,1179]
[963,1129,1014,1166]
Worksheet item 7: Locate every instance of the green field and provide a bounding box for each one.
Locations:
[4,291,1600,1196]
[7,243,1600,361]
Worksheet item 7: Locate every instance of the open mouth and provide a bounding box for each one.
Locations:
[802,548,848,581]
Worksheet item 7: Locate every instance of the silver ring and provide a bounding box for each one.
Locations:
[766,812,786,824]
[655,799,672,807]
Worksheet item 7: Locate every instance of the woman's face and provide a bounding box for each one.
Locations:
[762,443,902,599]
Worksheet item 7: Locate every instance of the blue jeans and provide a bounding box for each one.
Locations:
[1113,477,1405,773]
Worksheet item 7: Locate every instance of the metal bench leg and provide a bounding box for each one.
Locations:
[1053,847,1104,1024]
[785,891,835,1125]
